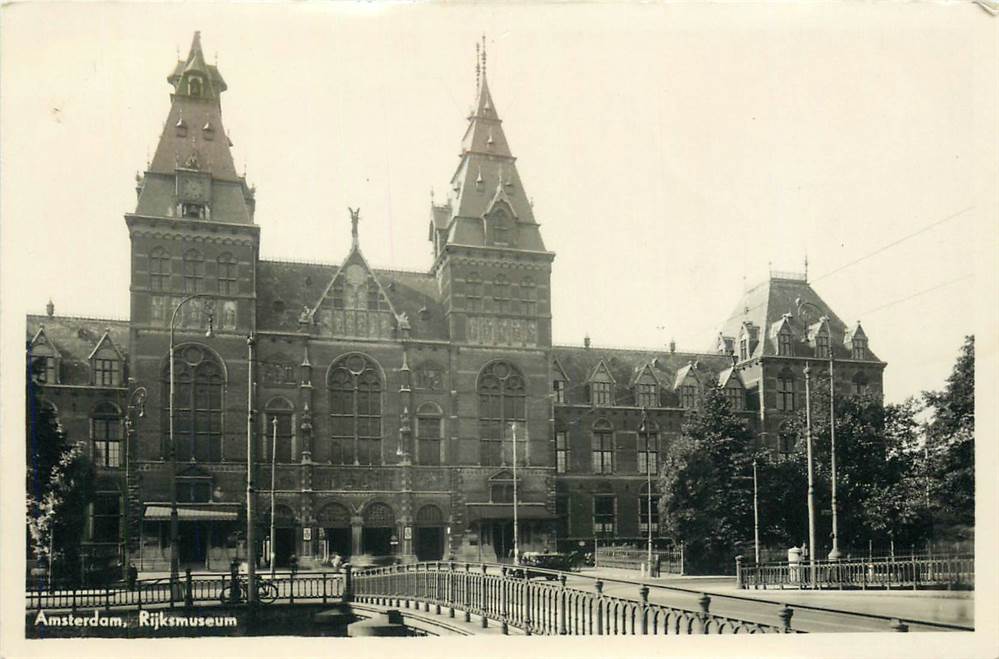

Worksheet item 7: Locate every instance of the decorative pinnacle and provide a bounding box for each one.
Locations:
[481,34,487,79]
[348,207,360,249]
[475,42,481,91]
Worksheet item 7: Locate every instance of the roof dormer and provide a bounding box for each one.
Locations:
[807,316,832,359]
[587,360,616,407]
[845,321,870,360]
[631,362,661,408]
[771,314,795,356]
[28,326,60,384]
[88,329,125,387]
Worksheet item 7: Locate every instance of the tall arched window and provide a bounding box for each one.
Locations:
[217,253,238,295]
[149,247,170,291]
[328,354,383,465]
[778,328,794,356]
[477,361,526,466]
[264,397,294,463]
[91,401,123,467]
[591,419,614,474]
[188,76,203,97]
[183,249,203,294]
[162,345,224,461]
[416,402,443,466]
[489,209,511,246]
[776,368,796,411]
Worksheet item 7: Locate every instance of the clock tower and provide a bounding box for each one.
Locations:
[123,32,260,467]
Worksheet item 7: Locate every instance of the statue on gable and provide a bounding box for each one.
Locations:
[184,151,201,170]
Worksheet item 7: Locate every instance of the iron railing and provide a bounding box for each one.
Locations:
[352,561,793,635]
[736,554,974,591]
[27,569,345,612]
[595,546,684,576]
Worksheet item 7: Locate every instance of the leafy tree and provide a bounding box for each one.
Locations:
[26,359,95,584]
[658,386,758,573]
[923,335,974,543]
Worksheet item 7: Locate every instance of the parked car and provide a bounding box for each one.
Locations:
[509,551,576,580]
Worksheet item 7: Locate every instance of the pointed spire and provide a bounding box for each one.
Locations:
[481,34,487,81]
[184,31,207,74]
[475,41,481,92]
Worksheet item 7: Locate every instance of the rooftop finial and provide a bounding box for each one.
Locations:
[348,207,360,249]
[481,34,487,80]
[804,253,809,281]
[475,41,481,91]
[46,299,54,318]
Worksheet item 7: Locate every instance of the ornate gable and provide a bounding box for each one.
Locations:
[587,360,616,384]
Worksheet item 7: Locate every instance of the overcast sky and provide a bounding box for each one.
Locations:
[2,2,996,404]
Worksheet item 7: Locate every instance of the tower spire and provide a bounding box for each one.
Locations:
[481,34,487,80]
[475,41,481,92]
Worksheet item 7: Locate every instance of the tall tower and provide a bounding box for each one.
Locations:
[430,41,555,349]
[125,32,259,466]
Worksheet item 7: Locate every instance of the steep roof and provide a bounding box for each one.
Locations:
[551,344,734,407]
[717,274,879,362]
[26,314,129,386]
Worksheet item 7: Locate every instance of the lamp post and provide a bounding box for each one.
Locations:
[803,364,817,587]
[828,354,841,561]
[168,293,215,593]
[245,333,258,606]
[123,384,147,578]
[269,416,278,578]
[511,421,520,565]
[752,459,760,564]
[640,408,653,575]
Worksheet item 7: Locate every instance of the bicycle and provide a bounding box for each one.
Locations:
[219,575,279,604]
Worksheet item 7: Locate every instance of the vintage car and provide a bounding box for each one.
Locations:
[508,551,576,579]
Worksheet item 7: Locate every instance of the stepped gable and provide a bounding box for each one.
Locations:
[551,344,734,407]
[26,314,129,386]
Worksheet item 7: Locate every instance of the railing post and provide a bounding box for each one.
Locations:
[322,571,328,604]
[558,574,568,635]
[229,564,241,605]
[342,563,353,603]
[480,564,488,628]
[523,569,532,636]
[434,562,442,614]
[595,580,604,635]
[778,604,794,633]
[463,563,472,622]
[638,585,649,634]
[289,567,295,604]
[735,556,744,589]
[500,566,510,635]
[891,618,909,633]
[448,561,456,618]
[184,567,194,608]
[137,579,143,610]
[698,593,711,634]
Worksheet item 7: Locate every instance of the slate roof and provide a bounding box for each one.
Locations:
[551,344,736,407]
[26,314,129,386]
[717,275,880,362]
[255,259,449,340]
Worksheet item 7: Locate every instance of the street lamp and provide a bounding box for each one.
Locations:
[269,417,278,577]
[511,421,521,565]
[640,408,654,575]
[828,352,841,561]
[803,364,817,587]
[123,383,147,577]
[168,294,215,593]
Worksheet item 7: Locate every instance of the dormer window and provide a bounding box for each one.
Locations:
[816,334,829,359]
[94,358,119,386]
[778,328,793,356]
[188,76,203,97]
[32,355,57,383]
[637,383,658,408]
[553,379,566,404]
[852,338,867,360]
[182,202,205,219]
[591,381,612,406]
[680,384,698,409]
[739,336,749,361]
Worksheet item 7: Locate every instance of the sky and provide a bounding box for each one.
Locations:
[2,2,997,404]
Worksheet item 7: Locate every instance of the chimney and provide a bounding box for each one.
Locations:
[46,299,54,318]
[668,338,676,354]
[584,335,591,349]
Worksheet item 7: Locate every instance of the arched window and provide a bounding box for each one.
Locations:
[162,345,224,461]
[555,424,569,473]
[416,402,443,466]
[183,249,203,294]
[217,253,238,295]
[328,354,383,465]
[852,337,868,360]
[816,333,830,358]
[91,401,122,467]
[264,397,294,463]
[477,361,526,466]
[149,247,170,291]
[591,419,614,474]
[776,369,796,411]
[188,76,203,97]
[778,328,794,356]
[489,209,511,246]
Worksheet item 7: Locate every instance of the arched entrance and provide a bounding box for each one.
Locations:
[317,502,352,560]
[270,504,297,568]
[415,504,445,561]
[361,502,395,556]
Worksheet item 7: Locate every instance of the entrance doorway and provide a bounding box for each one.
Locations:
[178,522,208,566]
[491,521,515,561]
[361,527,392,555]
[274,528,296,567]
[324,527,352,559]
[415,527,444,561]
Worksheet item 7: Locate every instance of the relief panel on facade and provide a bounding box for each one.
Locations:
[467,316,538,347]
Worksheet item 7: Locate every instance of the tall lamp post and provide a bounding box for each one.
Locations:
[123,384,147,578]
[246,334,258,606]
[803,364,817,587]
[828,352,841,561]
[511,422,520,565]
[168,294,215,592]
[640,408,654,575]
[269,417,278,577]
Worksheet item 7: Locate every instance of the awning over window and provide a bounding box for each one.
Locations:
[465,504,556,522]
[143,505,238,522]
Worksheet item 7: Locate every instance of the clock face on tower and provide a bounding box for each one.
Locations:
[179,177,206,201]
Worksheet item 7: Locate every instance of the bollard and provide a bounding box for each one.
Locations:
[184,567,194,608]
[595,580,604,635]
[558,574,568,635]
[638,585,650,634]
[698,593,711,634]
[735,556,744,589]
[778,604,794,633]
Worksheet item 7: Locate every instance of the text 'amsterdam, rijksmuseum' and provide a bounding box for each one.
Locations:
[26,33,884,572]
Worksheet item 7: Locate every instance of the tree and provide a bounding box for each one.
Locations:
[26,359,95,585]
[923,335,974,543]
[658,386,758,573]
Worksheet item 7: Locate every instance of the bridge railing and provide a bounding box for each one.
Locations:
[26,569,345,611]
[736,554,974,591]
[595,545,684,576]
[352,561,795,635]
